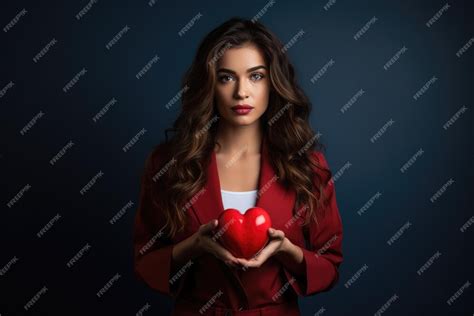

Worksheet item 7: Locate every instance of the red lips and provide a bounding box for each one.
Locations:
[214,207,272,259]
[231,104,254,110]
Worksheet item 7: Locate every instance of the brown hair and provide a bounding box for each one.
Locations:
[144,17,332,238]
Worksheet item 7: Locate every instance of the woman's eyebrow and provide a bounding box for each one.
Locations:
[217,65,267,74]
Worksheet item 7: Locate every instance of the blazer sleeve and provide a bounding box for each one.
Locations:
[133,149,188,298]
[282,151,344,296]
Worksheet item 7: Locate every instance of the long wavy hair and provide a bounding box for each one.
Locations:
[145,17,332,239]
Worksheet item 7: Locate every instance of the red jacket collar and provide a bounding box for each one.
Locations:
[190,136,296,228]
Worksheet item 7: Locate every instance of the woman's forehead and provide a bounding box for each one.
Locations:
[217,44,266,72]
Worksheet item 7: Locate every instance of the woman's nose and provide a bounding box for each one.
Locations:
[234,81,250,99]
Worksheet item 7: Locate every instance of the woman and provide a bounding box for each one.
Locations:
[133,17,343,316]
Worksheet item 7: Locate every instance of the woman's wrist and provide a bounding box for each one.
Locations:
[277,237,292,255]
[190,233,204,258]
[172,233,202,265]
[275,237,305,276]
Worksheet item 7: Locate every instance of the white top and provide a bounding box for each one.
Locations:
[221,189,258,214]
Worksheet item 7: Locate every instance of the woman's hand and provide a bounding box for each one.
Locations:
[236,228,288,269]
[193,219,241,268]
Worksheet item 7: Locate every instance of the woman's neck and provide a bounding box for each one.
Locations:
[214,121,263,156]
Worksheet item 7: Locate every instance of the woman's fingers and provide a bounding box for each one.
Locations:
[211,242,238,262]
[199,219,218,235]
[268,228,285,239]
[198,223,289,270]
[198,234,240,267]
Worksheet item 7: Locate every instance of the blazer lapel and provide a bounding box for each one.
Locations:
[191,135,296,230]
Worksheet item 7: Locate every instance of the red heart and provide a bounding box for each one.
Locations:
[215,207,272,259]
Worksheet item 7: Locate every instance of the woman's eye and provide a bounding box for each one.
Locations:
[218,75,234,83]
[218,73,264,83]
[250,73,264,81]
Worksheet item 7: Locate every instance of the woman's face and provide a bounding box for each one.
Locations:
[214,43,270,127]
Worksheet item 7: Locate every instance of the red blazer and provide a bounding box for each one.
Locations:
[133,137,344,316]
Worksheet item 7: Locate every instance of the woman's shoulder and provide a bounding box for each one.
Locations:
[309,150,333,184]
[310,150,331,169]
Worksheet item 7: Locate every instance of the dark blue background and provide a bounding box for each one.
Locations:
[1,0,473,315]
